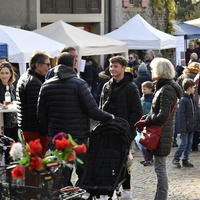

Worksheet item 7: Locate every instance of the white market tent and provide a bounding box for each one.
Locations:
[104,14,177,50]
[34,20,128,71]
[0,24,65,75]
[185,18,200,27]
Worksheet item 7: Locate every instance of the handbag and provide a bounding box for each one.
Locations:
[139,100,177,150]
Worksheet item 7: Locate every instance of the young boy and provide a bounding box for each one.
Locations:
[99,56,143,200]
[172,78,200,167]
[135,81,154,166]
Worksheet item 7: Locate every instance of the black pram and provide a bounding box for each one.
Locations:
[78,118,131,199]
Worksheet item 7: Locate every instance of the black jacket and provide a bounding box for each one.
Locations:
[37,64,112,138]
[0,82,17,128]
[16,68,45,135]
[176,93,200,133]
[144,79,182,156]
[99,72,143,140]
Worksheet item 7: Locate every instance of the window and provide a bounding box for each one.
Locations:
[41,0,101,14]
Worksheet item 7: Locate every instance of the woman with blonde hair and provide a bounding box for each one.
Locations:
[135,58,182,200]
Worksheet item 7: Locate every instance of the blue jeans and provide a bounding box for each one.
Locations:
[174,131,194,161]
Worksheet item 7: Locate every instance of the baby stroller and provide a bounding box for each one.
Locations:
[78,117,132,199]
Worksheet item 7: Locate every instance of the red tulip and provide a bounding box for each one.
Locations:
[73,144,86,154]
[29,157,43,171]
[11,165,25,179]
[26,139,42,154]
[66,152,75,161]
[55,137,73,151]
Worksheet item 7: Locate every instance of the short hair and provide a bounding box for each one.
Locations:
[155,52,163,58]
[0,56,9,61]
[190,52,198,60]
[142,81,154,90]
[182,78,196,91]
[0,62,15,84]
[60,46,76,54]
[29,51,51,70]
[189,42,194,46]
[150,58,175,79]
[57,52,74,68]
[110,55,127,67]
[147,50,155,58]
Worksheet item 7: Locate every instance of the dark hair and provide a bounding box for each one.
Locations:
[87,57,98,67]
[57,52,74,68]
[0,56,9,62]
[182,78,196,91]
[130,53,138,61]
[142,81,154,90]
[29,51,50,70]
[110,56,127,67]
[155,52,163,58]
[195,42,200,46]
[0,62,15,84]
[60,46,76,54]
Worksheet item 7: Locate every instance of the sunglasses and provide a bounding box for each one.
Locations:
[40,62,51,67]
[129,57,133,59]
[0,63,11,68]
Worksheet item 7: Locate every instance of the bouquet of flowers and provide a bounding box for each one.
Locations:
[10,132,86,181]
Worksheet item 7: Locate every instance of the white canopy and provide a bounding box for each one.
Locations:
[0,24,65,75]
[34,20,128,71]
[104,14,177,50]
[185,18,200,27]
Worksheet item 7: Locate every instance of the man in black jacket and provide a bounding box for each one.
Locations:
[99,56,143,200]
[16,50,51,158]
[37,52,113,186]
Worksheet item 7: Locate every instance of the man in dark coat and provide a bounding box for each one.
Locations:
[37,52,113,186]
[99,55,143,200]
[16,50,51,158]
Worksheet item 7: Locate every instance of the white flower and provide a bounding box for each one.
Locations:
[10,142,23,160]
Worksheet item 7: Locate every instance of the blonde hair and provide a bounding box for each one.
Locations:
[151,58,175,80]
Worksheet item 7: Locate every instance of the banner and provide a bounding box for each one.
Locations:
[176,36,185,66]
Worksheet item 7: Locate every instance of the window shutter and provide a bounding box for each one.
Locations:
[73,0,88,13]
[141,0,148,7]
[55,0,72,13]
[41,0,55,13]
[90,0,101,13]
[122,0,129,8]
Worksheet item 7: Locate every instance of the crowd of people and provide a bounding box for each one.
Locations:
[0,44,200,200]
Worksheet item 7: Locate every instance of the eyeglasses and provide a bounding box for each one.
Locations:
[40,63,51,67]
[129,57,133,59]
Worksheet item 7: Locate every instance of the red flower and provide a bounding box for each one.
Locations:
[29,157,43,171]
[11,165,25,179]
[26,139,42,154]
[55,137,73,151]
[73,144,86,154]
[66,152,75,161]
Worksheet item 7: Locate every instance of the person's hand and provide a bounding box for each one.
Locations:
[134,119,147,132]
[111,114,115,119]
[0,103,8,108]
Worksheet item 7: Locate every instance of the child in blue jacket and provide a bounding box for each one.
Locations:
[135,81,154,166]
[173,78,200,167]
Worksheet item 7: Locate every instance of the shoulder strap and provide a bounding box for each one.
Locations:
[163,99,177,126]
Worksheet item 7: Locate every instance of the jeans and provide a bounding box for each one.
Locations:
[154,156,168,200]
[174,131,194,161]
[173,123,178,143]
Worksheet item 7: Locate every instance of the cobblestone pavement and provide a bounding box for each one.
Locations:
[72,121,200,200]
[130,137,200,200]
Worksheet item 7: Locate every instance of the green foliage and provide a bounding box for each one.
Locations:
[151,0,177,34]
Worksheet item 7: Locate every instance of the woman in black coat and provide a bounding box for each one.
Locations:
[135,58,182,200]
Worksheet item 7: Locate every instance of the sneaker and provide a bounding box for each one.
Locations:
[114,191,132,200]
[140,160,145,164]
[172,142,178,147]
[143,161,153,166]
[172,159,181,168]
[182,160,194,167]
[99,195,109,200]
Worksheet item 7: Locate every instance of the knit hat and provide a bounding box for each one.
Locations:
[138,63,147,75]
